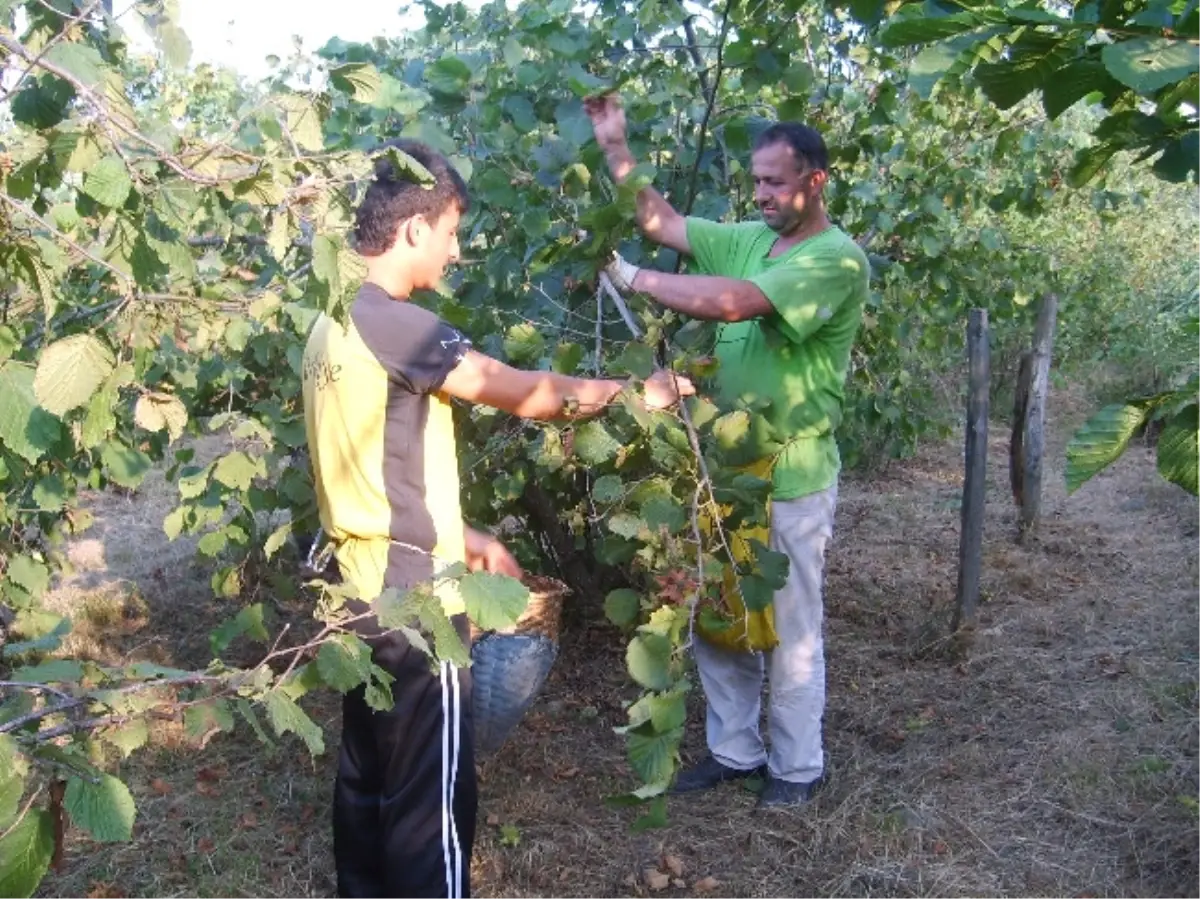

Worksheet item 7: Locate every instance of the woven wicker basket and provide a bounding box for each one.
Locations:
[469,575,570,643]
[470,575,571,754]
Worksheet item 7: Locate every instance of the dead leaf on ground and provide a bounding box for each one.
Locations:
[149,778,172,796]
[486,813,500,826]
[644,869,670,891]
[86,881,124,898]
[195,782,221,798]
[196,837,215,854]
[238,812,259,829]
[663,854,685,877]
[195,766,226,783]
[694,875,721,892]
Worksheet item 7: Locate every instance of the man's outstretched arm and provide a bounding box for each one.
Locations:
[586,94,691,255]
[627,268,776,323]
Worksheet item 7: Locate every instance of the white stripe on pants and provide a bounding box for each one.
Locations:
[694,484,837,785]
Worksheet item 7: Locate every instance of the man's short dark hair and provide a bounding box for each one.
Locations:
[354,139,470,256]
[753,122,829,173]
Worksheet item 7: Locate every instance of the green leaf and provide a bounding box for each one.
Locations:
[1065,404,1149,493]
[45,42,106,86]
[0,766,23,830]
[99,720,148,758]
[5,556,50,600]
[627,688,688,733]
[134,394,187,442]
[235,173,285,206]
[311,234,341,286]
[263,520,293,560]
[381,146,436,185]
[275,94,324,151]
[11,659,83,683]
[64,773,136,842]
[604,588,641,627]
[81,156,133,208]
[880,11,999,48]
[713,410,751,452]
[573,421,621,465]
[426,56,472,97]
[0,808,54,898]
[503,323,545,364]
[32,473,69,511]
[330,62,383,102]
[551,342,584,374]
[626,720,680,784]
[183,700,235,747]
[262,691,325,756]
[11,76,73,130]
[1156,402,1198,496]
[641,497,686,534]
[1068,141,1121,187]
[210,604,268,656]
[750,540,790,589]
[1042,57,1125,120]
[316,634,373,691]
[607,513,646,540]
[33,334,115,417]
[196,531,227,557]
[631,795,668,832]
[592,474,624,503]
[626,632,673,691]
[213,451,261,490]
[975,34,1075,110]
[614,343,655,379]
[100,442,152,489]
[1153,131,1200,182]
[157,22,192,69]
[1101,37,1199,94]
[0,364,60,463]
[81,383,118,448]
[459,571,529,632]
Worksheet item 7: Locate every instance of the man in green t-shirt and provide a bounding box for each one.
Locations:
[587,95,869,809]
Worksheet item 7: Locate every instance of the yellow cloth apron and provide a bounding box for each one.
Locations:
[695,458,779,653]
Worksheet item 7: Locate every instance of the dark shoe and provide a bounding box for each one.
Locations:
[756,776,820,809]
[671,757,765,794]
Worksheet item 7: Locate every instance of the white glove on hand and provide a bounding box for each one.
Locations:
[604,251,641,293]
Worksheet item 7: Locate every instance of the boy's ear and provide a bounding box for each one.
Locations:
[398,216,427,248]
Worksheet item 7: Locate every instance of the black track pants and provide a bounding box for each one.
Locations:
[333,614,476,898]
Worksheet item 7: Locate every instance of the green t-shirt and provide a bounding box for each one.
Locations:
[686,218,869,500]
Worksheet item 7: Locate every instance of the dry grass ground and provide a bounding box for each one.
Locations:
[36,392,1199,898]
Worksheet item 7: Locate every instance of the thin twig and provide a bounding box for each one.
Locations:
[0,193,135,285]
[0,0,104,102]
[598,272,643,338]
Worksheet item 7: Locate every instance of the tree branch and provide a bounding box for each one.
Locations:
[0,33,227,186]
[0,0,105,102]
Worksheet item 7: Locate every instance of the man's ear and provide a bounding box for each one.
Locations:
[811,170,829,191]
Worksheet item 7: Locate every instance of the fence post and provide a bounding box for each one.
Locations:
[954,309,989,633]
[1015,294,1059,541]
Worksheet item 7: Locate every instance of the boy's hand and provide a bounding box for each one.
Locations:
[465,527,523,579]
[642,370,696,411]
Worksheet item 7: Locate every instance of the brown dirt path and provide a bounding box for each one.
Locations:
[38,397,1198,898]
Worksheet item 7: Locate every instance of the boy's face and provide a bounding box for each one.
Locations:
[413,205,462,288]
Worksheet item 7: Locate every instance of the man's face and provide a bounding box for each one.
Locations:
[414,205,462,288]
[751,141,823,235]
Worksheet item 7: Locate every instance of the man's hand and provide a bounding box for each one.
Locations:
[464,526,523,579]
[642,370,696,411]
[604,251,641,293]
[584,93,629,150]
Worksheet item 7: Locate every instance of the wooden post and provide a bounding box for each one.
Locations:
[954,309,989,633]
[1016,294,1059,541]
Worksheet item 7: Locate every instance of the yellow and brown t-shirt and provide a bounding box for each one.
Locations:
[301,283,471,614]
